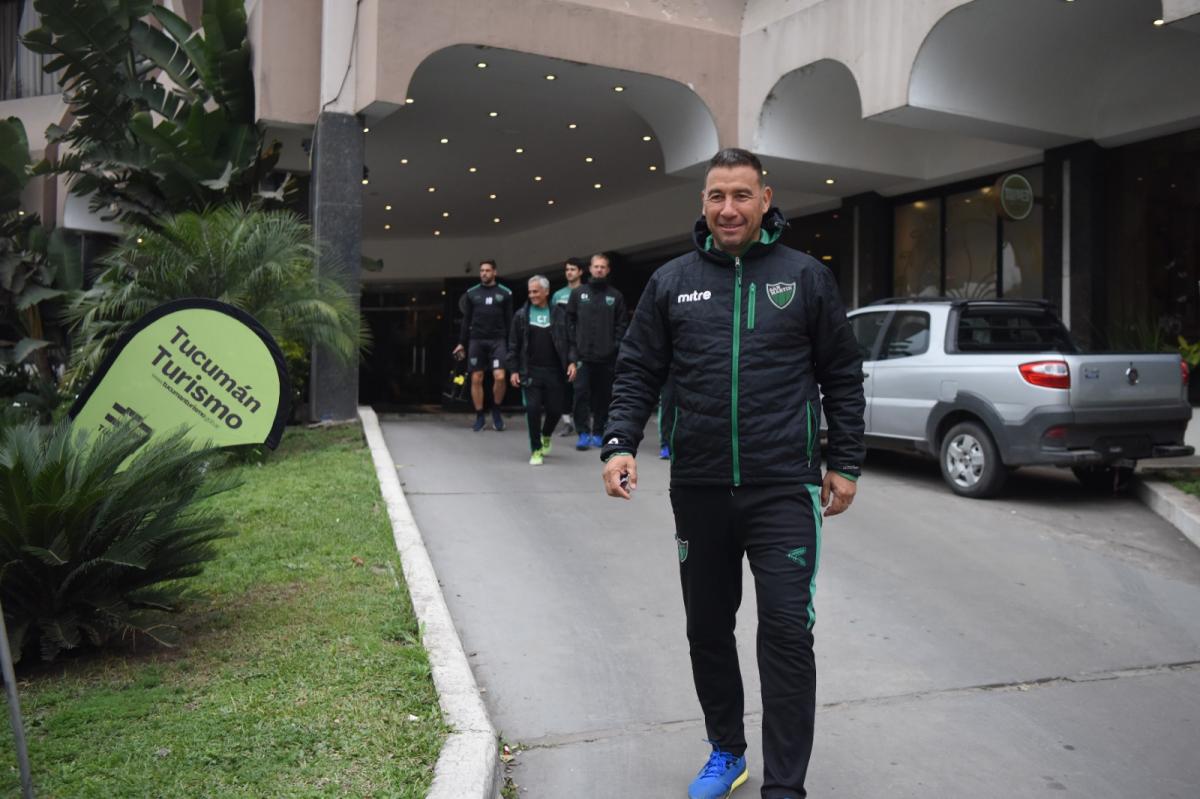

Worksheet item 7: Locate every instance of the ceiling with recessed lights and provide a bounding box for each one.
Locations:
[360,46,694,239]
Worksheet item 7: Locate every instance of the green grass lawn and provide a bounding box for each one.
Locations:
[1153,467,1200,498]
[0,425,446,797]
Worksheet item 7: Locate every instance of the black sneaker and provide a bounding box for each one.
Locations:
[471,413,485,432]
[492,409,505,431]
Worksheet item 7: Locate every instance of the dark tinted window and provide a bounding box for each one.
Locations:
[849,312,889,360]
[880,312,930,359]
[955,307,1076,353]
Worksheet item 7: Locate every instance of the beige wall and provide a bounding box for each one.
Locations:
[249,0,322,126]
[356,0,740,147]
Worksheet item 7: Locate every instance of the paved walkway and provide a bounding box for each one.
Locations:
[381,413,1200,798]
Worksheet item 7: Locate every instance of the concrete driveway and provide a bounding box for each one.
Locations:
[380,413,1200,798]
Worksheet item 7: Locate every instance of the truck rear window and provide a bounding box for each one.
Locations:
[955,308,1077,353]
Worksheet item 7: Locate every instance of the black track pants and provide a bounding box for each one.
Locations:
[583,358,615,436]
[570,364,590,432]
[670,483,823,799]
[521,367,565,453]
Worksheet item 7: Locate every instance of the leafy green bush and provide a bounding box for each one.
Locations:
[64,205,364,386]
[0,421,236,663]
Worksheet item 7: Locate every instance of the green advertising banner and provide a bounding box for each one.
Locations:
[69,299,290,449]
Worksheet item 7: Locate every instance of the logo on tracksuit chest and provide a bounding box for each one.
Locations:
[766,282,796,310]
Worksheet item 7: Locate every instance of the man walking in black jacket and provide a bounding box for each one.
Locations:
[601,149,865,799]
[508,275,573,465]
[452,259,513,431]
[567,253,628,450]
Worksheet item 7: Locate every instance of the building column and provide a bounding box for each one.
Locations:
[308,112,363,421]
[841,192,893,307]
[1045,142,1107,348]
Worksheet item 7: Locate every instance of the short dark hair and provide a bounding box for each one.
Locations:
[566,256,588,269]
[706,148,764,181]
[480,259,497,270]
[590,252,612,267]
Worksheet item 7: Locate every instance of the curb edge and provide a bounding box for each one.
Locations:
[1134,475,1200,552]
[357,407,500,799]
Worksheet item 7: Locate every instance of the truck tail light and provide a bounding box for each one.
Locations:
[1020,360,1070,389]
[1182,359,1190,387]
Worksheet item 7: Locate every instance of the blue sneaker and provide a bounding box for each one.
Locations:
[471,413,485,432]
[491,409,505,431]
[688,747,748,799]
[590,434,603,448]
[576,432,591,450]
[659,444,670,459]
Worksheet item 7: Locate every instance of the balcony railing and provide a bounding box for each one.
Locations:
[1,0,58,101]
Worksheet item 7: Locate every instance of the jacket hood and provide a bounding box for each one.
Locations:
[692,207,788,264]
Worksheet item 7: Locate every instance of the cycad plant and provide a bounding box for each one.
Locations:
[0,421,235,663]
[64,205,363,385]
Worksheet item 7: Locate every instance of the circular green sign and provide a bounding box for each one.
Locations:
[996,173,1034,221]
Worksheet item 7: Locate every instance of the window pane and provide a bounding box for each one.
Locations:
[956,307,1076,353]
[1001,167,1044,299]
[893,200,941,297]
[849,312,889,360]
[879,312,931,360]
[945,188,997,299]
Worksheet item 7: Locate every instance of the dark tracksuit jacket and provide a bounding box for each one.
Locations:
[567,278,629,435]
[457,282,513,345]
[508,301,570,452]
[601,208,865,798]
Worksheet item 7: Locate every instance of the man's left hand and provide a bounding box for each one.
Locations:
[820,472,857,517]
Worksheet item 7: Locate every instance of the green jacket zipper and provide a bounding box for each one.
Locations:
[732,258,743,486]
[747,282,756,329]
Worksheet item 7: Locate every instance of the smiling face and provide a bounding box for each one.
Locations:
[702,165,772,254]
[527,279,549,306]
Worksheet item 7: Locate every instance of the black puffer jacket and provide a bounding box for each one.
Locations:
[602,209,865,486]
[566,279,628,362]
[506,302,570,377]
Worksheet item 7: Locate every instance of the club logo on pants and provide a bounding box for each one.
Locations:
[676,536,689,563]
[767,282,796,310]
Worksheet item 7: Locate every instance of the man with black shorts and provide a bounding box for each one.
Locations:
[508,275,573,465]
[601,148,865,799]
[452,259,513,431]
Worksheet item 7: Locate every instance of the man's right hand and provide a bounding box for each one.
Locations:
[509,373,521,388]
[452,343,465,360]
[602,454,637,500]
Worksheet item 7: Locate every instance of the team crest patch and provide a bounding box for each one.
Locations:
[605,296,615,306]
[676,536,689,563]
[767,282,796,310]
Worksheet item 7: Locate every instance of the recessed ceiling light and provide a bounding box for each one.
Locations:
[439,137,449,144]
[642,135,652,141]
[385,204,393,211]
[17,210,25,216]
[405,97,414,104]
[534,176,543,182]
[442,211,450,218]
[428,186,436,192]
[613,85,624,92]
[468,166,477,173]
[585,156,593,163]
[515,147,524,154]
[493,217,501,223]
[488,193,497,199]
[825,178,835,185]
[547,199,555,205]
[434,230,441,236]
[821,255,833,262]
[488,111,498,118]
[593,183,602,189]
[362,126,369,133]
[361,177,369,185]
[400,158,408,165]
[135,236,143,244]
[476,61,487,68]
[568,123,577,129]
[1153,17,1165,26]
[384,223,391,230]
[545,74,556,80]
[649,165,657,171]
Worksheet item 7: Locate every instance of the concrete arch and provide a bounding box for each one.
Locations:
[356,0,737,158]
[901,0,1200,147]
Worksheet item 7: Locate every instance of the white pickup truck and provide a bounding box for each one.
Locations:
[845,298,1194,497]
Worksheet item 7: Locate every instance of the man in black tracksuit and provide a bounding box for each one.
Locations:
[507,274,573,464]
[452,259,513,431]
[601,149,865,799]
[566,253,628,450]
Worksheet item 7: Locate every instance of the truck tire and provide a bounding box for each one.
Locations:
[1072,465,1134,494]
[939,421,1007,498]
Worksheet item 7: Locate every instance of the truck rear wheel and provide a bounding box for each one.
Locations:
[940,421,1007,498]
[1072,465,1134,494]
